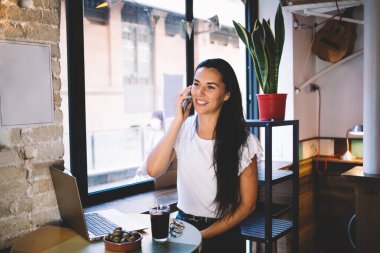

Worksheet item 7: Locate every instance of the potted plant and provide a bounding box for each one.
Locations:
[233,2,286,120]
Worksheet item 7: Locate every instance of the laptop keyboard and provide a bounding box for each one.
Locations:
[85,213,118,237]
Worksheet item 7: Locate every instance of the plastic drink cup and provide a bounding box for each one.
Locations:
[149,204,170,242]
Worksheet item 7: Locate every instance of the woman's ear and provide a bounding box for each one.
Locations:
[224,92,231,101]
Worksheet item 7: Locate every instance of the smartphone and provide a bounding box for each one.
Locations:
[182,93,192,113]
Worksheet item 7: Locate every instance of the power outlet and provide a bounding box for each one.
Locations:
[308,83,320,92]
[310,142,318,156]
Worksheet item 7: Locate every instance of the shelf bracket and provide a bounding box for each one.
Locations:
[284,0,364,25]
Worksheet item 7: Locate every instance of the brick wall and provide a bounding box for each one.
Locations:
[0,0,63,250]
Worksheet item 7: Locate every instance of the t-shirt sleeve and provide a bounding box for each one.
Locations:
[239,133,263,175]
[172,117,187,153]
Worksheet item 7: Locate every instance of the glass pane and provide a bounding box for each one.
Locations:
[193,0,247,113]
[61,0,187,192]
[80,0,186,193]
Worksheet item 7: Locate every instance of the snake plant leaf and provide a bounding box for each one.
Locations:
[252,20,268,92]
[232,2,284,94]
[233,21,252,51]
[274,3,285,90]
[233,20,263,86]
[262,19,276,93]
[251,27,268,92]
[251,50,264,91]
[254,20,264,41]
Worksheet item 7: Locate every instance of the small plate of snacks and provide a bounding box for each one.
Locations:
[103,227,143,252]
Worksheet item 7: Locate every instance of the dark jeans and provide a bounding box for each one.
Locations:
[176,209,245,253]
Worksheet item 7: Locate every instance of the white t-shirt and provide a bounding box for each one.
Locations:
[173,115,263,218]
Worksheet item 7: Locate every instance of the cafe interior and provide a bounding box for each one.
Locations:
[0,0,379,252]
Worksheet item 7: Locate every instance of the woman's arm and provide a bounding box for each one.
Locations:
[146,119,181,177]
[201,156,258,238]
[146,86,192,178]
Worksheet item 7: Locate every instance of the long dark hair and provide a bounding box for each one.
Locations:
[195,58,249,218]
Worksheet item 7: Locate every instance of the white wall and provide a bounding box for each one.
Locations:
[292,14,318,140]
[291,4,363,139]
[259,0,364,160]
[315,7,364,138]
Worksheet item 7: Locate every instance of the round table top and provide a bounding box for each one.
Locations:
[11,215,201,253]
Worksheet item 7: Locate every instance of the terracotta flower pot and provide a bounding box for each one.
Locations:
[256,93,287,121]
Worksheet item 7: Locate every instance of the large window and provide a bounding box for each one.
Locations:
[193,0,246,113]
[62,0,251,205]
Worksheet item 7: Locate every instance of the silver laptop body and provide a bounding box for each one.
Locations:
[50,167,149,241]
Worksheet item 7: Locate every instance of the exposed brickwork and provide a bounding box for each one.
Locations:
[31,206,60,228]
[0,5,58,25]
[21,125,63,143]
[50,43,60,58]
[0,0,63,250]
[0,149,24,167]
[33,0,59,10]
[54,110,63,124]
[53,77,61,91]
[0,215,32,245]
[51,58,61,80]
[0,166,26,183]
[0,129,22,147]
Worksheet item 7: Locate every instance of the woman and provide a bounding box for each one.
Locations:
[147,58,262,253]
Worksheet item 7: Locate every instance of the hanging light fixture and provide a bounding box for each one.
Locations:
[143,8,160,30]
[208,15,221,29]
[181,19,194,39]
[96,0,122,9]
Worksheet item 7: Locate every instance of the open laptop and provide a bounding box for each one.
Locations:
[50,167,150,241]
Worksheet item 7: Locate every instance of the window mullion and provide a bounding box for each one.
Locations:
[66,0,89,203]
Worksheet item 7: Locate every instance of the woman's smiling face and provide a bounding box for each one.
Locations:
[191,67,230,116]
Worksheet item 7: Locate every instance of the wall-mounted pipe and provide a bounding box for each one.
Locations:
[296,49,363,92]
[303,10,364,25]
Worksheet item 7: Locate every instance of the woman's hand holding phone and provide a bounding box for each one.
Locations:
[175,86,193,123]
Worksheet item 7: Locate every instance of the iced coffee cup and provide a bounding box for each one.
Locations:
[149,204,170,242]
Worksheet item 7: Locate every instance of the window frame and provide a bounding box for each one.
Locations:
[245,0,259,137]
[65,0,258,207]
